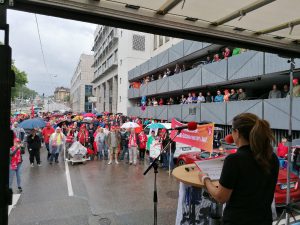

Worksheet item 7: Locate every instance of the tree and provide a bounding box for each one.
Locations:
[11,62,29,99]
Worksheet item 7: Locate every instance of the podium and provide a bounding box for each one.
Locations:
[172,164,222,225]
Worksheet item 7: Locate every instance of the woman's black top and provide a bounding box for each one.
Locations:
[219,145,279,225]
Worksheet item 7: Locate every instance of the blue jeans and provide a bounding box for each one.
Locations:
[166,152,174,170]
[9,163,22,188]
[45,143,51,160]
[50,145,62,162]
[98,143,108,159]
[120,144,129,161]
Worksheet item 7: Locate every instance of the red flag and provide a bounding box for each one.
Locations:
[170,118,214,152]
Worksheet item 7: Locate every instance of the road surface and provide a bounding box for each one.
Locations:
[8,147,179,225]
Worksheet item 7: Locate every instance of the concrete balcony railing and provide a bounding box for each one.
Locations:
[128,40,212,81]
[127,98,300,131]
[128,50,300,99]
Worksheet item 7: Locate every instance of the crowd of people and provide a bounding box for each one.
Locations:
[9,113,176,192]
[129,47,246,89]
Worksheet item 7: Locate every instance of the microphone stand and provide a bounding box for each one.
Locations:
[144,129,182,225]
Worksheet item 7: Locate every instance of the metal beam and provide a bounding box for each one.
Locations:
[9,0,300,57]
[157,0,182,15]
[211,0,276,26]
[256,18,300,35]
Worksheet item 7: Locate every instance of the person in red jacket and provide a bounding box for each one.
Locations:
[10,138,24,192]
[277,137,288,159]
[78,124,89,146]
[42,122,55,161]
[138,130,148,162]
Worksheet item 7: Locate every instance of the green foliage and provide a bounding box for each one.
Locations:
[11,62,37,99]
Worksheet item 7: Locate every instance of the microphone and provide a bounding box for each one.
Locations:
[168,121,198,131]
[225,134,234,144]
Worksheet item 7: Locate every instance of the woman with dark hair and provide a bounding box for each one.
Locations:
[199,113,279,225]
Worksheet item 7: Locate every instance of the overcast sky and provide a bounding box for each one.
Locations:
[7,10,97,96]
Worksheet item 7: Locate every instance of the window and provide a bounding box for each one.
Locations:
[120,78,122,84]
[159,35,164,47]
[153,35,157,50]
[120,96,121,102]
[132,34,145,51]
[85,85,93,97]
[165,36,170,43]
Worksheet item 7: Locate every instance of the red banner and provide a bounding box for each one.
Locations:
[170,118,214,152]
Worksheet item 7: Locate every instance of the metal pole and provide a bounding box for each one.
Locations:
[285,58,295,225]
[0,3,13,225]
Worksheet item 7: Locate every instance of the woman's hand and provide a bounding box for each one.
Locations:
[198,172,232,204]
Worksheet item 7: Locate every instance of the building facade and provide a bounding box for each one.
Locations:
[70,54,94,113]
[54,87,70,103]
[127,40,300,137]
[91,26,175,114]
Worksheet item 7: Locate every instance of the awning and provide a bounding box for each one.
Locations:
[9,0,300,57]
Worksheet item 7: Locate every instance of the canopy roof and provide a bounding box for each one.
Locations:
[10,0,300,56]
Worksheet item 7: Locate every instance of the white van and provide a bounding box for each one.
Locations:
[144,123,201,158]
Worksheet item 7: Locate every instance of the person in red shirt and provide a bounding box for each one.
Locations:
[138,130,148,162]
[78,124,89,146]
[42,122,55,161]
[277,137,288,159]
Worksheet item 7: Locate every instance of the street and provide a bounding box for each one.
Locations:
[8,147,179,225]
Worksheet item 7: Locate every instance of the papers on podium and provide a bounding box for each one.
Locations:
[194,157,225,180]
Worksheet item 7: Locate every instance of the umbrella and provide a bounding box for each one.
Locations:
[84,113,95,118]
[19,118,46,129]
[57,120,72,127]
[147,123,166,129]
[121,122,140,129]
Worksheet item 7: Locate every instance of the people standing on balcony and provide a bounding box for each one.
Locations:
[229,89,238,101]
[281,84,289,98]
[192,93,198,103]
[186,93,193,104]
[197,92,205,103]
[152,98,158,106]
[214,90,224,102]
[206,56,212,64]
[151,75,155,81]
[232,47,241,56]
[159,98,164,106]
[268,84,282,99]
[167,97,174,105]
[163,71,168,78]
[180,95,187,104]
[206,91,214,103]
[181,64,186,72]
[174,64,181,74]
[213,54,221,62]
[292,78,300,97]
[222,47,231,59]
[147,98,152,106]
[166,68,172,76]
[223,89,230,102]
[238,88,247,100]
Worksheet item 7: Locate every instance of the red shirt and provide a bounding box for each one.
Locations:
[277,142,288,158]
[138,133,148,149]
[42,127,55,143]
